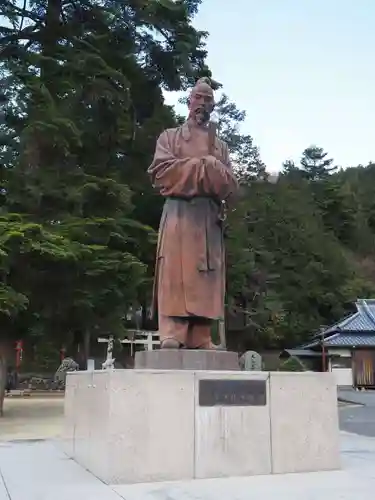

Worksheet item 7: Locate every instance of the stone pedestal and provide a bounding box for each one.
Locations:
[62,370,340,485]
[135,349,239,371]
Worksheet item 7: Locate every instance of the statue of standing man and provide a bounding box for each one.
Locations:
[148,77,238,349]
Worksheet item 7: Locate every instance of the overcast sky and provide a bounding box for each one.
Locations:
[164,0,375,172]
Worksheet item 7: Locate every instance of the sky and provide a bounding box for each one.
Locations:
[164,0,375,172]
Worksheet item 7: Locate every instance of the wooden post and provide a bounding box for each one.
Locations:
[218,319,226,349]
[146,332,153,351]
[15,340,23,371]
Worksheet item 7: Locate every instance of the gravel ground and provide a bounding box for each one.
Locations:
[0,397,64,441]
[1,391,375,442]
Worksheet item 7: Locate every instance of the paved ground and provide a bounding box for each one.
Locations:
[0,394,375,498]
[338,388,375,406]
[0,433,374,499]
[338,389,375,437]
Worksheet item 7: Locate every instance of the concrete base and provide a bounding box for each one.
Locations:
[134,349,239,370]
[62,370,340,485]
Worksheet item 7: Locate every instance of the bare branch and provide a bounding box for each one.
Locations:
[1,0,44,23]
[0,25,41,53]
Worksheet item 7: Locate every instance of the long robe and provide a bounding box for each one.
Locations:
[148,121,238,320]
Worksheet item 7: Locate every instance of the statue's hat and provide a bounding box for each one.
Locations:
[190,77,214,99]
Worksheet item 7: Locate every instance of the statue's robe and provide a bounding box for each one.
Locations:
[148,121,238,325]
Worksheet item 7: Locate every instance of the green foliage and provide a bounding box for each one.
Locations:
[215,94,266,182]
[227,161,375,349]
[278,357,306,372]
[26,339,61,373]
[0,0,209,352]
[282,146,337,181]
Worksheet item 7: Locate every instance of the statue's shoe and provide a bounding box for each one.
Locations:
[160,339,226,350]
[191,342,226,351]
[160,338,182,349]
[207,342,226,351]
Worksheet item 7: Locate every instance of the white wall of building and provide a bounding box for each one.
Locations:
[328,348,353,387]
[328,348,351,358]
[331,368,353,386]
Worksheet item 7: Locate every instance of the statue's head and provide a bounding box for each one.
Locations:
[188,77,215,125]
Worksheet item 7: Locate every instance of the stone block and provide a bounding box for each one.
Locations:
[194,371,271,478]
[63,369,270,483]
[63,371,111,479]
[269,372,341,474]
[134,349,239,371]
[63,369,340,484]
[107,370,195,484]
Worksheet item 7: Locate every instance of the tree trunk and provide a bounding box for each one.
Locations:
[0,342,11,417]
[141,298,148,329]
[0,355,6,417]
[40,0,62,96]
[83,330,90,370]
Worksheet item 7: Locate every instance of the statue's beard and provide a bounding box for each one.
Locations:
[193,107,210,125]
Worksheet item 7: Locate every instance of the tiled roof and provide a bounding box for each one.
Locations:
[323,333,375,347]
[301,299,375,349]
[282,349,323,358]
[321,299,375,334]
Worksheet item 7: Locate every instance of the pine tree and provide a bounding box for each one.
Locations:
[282,146,337,181]
[215,94,266,183]
[300,146,337,180]
[281,159,302,180]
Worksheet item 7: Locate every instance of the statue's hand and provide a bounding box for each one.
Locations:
[203,155,217,167]
[204,155,230,171]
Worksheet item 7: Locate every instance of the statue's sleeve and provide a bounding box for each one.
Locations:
[207,142,239,201]
[148,130,238,200]
[148,130,207,197]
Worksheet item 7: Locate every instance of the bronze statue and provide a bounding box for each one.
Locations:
[148,77,238,349]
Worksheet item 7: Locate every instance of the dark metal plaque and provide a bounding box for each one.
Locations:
[199,379,266,407]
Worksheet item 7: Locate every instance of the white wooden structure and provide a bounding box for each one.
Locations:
[98,330,160,357]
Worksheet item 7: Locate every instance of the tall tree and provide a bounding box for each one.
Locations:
[281,159,301,180]
[300,146,337,180]
[282,146,336,181]
[214,94,266,182]
[0,0,211,409]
